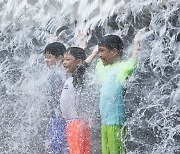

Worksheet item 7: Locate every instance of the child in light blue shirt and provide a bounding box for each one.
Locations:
[45,42,68,154]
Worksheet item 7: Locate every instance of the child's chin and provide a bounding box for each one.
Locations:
[102,61,108,65]
[65,69,71,73]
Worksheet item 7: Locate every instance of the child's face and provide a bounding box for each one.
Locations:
[45,53,62,68]
[98,45,118,65]
[63,53,81,73]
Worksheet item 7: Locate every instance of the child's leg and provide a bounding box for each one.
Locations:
[101,125,110,154]
[49,116,59,153]
[66,120,90,154]
[49,117,69,154]
[83,121,91,153]
[56,117,69,153]
[107,125,126,154]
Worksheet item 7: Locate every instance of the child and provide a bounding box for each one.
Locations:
[44,42,68,154]
[95,30,145,154]
[81,28,144,154]
[60,47,98,154]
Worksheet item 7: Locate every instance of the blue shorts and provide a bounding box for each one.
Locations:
[49,116,68,154]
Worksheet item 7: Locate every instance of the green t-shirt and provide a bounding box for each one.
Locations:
[96,58,136,125]
[96,58,136,84]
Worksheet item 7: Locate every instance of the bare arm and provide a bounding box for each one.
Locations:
[85,45,98,64]
[131,27,146,59]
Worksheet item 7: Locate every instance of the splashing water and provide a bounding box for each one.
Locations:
[0,0,179,153]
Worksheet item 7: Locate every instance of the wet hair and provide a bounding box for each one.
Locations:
[44,42,66,58]
[65,47,86,61]
[65,47,87,87]
[98,35,123,57]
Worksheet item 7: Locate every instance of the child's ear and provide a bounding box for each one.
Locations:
[112,48,118,57]
[77,59,83,65]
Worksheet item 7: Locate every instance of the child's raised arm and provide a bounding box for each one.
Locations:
[85,45,98,64]
[131,27,146,59]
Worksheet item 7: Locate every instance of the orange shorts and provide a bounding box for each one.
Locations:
[66,119,90,154]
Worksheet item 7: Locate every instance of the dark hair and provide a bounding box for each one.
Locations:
[64,47,86,87]
[98,35,123,56]
[65,47,86,61]
[45,42,66,57]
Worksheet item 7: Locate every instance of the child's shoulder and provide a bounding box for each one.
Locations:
[48,67,65,82]
[117,57,136,67]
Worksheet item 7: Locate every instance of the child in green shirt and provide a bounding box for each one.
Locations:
[96,29,145,154]
[85,28,145,154]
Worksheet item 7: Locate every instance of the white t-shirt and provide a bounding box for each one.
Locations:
[60,76,79,120]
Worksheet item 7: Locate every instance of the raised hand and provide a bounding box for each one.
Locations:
[132,27,146,58]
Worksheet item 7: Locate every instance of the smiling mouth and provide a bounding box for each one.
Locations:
[101,58,108,64]
[63,65,68,70]
[65,67,68,70]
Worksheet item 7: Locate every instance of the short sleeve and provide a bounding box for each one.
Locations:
[96,58,136,83]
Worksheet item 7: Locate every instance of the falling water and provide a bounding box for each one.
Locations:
[0,0,179,154]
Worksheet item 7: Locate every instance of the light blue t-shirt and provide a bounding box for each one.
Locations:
[47,66,65,118]
[96,58,136,125]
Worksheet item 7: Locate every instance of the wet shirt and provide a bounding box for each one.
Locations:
[60,62,89,120]
[60,76,79,120]
[47,66,65,118]
[96,58,136,125]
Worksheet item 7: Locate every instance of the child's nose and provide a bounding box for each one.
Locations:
[98,53,102,58]
[45,58,49,62]
[63,60,66,64]
[45,59,50,65]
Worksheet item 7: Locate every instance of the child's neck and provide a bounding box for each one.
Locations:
[110,57,120,65]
